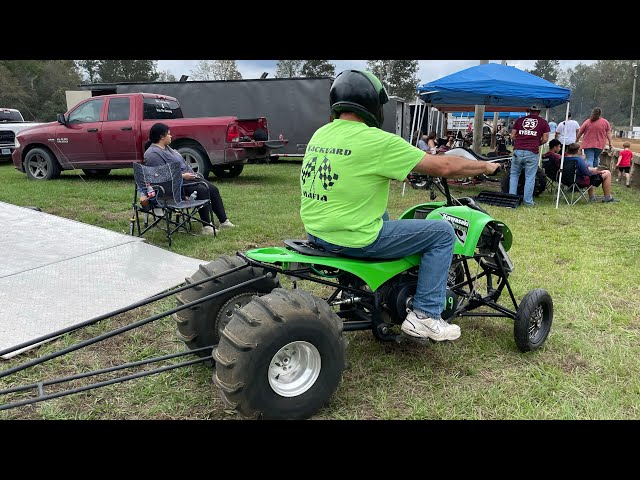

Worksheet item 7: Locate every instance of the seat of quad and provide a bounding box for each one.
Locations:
[444,147,511,162]
[283,239,401,261]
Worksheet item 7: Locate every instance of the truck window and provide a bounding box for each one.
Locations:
[143,98,183,120]
[68,99,104,124]
[107,98,130,121]
[0,109,24,122]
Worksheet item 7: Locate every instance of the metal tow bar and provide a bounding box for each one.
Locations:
[0,259,273,411]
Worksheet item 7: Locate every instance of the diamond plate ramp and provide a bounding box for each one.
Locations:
[0,202,204,359]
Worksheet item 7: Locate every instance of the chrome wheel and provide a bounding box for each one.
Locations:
[268,341,321,397]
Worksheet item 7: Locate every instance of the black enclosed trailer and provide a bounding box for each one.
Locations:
[70,77,412,158]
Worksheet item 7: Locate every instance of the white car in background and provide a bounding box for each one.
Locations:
[0,108,45,160]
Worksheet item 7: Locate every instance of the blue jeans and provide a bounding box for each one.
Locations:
[583,148,602,168]
[510,149,539,205]
[308,214,455,319]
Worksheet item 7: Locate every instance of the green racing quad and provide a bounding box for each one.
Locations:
[173,173,553,420]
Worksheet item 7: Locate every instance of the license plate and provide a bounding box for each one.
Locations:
[1,148,10,155]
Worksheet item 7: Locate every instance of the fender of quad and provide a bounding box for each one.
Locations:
[244,247,421,292]
[400,202,512,256]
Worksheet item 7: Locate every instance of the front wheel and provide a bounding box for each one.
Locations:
[213,288,347,420]
[24,148,60,180]
[211,163,244,178]
[514,288,553,352]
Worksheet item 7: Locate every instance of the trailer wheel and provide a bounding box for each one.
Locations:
[24,148,60,180]
[211,163,244,178]
[178,146,210,178]
[514,289,553,352]
[173,255,280,358]
[213,288,347,420]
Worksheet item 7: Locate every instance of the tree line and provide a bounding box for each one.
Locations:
[1,59,637,129]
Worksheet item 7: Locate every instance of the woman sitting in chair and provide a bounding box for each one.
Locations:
[142,122,236,235]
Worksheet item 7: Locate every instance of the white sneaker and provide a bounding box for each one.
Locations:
[220,219,236,228]
[201,225,216,235]
[401,310,461,341]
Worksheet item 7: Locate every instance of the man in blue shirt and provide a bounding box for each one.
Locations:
[564,142,617,203]
[548,119,557,137]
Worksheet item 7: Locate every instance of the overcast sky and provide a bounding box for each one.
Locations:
[157,60,597,85]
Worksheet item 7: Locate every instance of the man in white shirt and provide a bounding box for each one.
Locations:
[555,112,580,145]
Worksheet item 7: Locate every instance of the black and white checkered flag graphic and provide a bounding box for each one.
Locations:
[318,157,339,190]
[301,156,317,185]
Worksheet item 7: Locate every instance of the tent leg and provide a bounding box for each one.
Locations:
[555,102,571,209]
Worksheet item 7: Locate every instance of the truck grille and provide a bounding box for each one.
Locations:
[0,130,16,145]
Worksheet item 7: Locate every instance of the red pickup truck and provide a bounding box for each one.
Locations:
[11,92,286,180]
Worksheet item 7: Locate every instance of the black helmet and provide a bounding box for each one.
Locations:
[330,70,389,128]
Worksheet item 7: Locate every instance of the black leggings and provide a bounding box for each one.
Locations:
[182,180,228,224]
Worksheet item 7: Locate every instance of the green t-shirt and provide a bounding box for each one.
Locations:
[300,119,425,248]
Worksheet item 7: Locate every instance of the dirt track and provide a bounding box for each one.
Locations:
[611,137,640,153]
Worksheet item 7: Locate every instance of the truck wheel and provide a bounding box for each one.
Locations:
[24,148,60,180]
[211,164,244,178]
[514,289,553,352]
[82,169,111,178]
[173,255,280,358]
[213,288,347,420]
[177,146,210,178]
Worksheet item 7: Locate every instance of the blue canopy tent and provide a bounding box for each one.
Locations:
[417,63,570,110]
[450,111,526,118]
[414,63,572,208]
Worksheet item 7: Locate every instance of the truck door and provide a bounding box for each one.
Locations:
[55,98,105,167]
[102,96,138,164]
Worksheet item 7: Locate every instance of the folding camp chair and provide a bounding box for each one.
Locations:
[541,156,559,194]
[130,162,215,246]
[557,158,590,206]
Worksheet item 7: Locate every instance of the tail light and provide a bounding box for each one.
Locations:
[226,124,239,143]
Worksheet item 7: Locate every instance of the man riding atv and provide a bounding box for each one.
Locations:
[300,69,500,343]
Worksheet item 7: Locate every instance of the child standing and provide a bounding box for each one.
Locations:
[616,142,633,188]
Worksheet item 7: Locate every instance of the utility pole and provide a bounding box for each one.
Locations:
[630,63,638,139]
[490,60,508,150]
[472,60,489,154]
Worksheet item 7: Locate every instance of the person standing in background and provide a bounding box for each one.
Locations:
[509,105,550,206]
[575,107,613,168]
[616,141,633,187]
[548,118,557,141]
[506,119,515,145]
[555,112,581,146]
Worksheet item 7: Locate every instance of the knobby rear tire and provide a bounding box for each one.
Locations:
[173,255,280,358]
[213,288,347,420]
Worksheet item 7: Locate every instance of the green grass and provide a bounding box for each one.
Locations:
[0,159,639,420]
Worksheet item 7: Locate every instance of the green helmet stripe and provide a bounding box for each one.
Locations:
[362,71,384,94]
